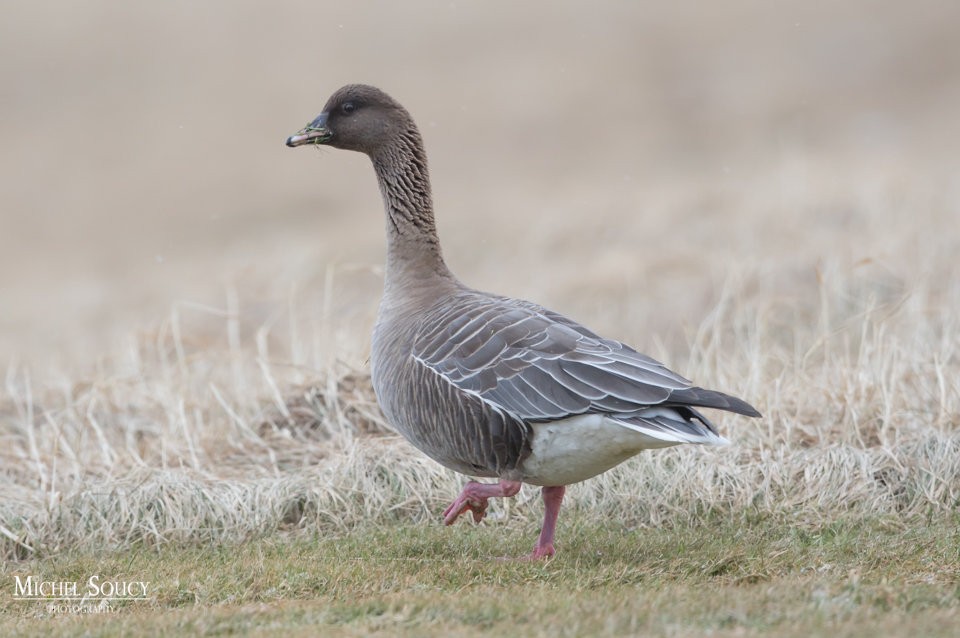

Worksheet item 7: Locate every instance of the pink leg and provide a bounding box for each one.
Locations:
[443,479,522,525]
[530,485,566,559]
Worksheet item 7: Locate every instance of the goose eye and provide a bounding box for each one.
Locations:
[341,102,356,114]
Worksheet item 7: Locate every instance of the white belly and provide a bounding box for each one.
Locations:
[519,414,701,486]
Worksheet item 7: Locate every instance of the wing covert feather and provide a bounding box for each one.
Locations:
[412,292,697,422]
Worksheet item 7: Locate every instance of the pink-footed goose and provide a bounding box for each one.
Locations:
[286,84,760,559]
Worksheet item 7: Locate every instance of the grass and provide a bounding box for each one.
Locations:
[2,254,958,561]
[1,236,959,635]
[2,513,959,637]
[1,132,959,635]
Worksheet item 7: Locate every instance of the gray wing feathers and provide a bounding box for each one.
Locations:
[400,356,530,476]
[413,292,758,424]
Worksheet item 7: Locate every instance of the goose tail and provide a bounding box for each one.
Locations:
[613,406,731,446]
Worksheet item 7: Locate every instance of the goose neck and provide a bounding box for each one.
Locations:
[370,130,453,286]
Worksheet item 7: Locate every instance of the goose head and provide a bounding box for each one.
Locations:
[285,84,411,155]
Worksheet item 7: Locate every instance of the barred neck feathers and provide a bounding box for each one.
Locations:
[370,124,454,288]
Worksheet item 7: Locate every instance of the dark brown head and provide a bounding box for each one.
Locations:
[286,84,412,156]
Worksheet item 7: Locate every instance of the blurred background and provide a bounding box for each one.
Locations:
[1,0,958,371]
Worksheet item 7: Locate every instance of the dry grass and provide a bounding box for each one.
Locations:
[2,162,959,560]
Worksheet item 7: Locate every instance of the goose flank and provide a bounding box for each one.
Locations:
[286,84,761,558]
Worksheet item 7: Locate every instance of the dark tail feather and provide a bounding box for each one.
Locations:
[666,387,762,418]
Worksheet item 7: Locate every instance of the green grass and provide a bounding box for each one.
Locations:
[3,513,958,637]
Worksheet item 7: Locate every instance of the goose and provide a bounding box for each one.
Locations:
[286,84,760,559]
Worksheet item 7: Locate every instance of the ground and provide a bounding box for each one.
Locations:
[4,516,959,637]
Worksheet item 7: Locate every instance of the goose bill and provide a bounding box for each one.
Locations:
[286,114,332,147]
